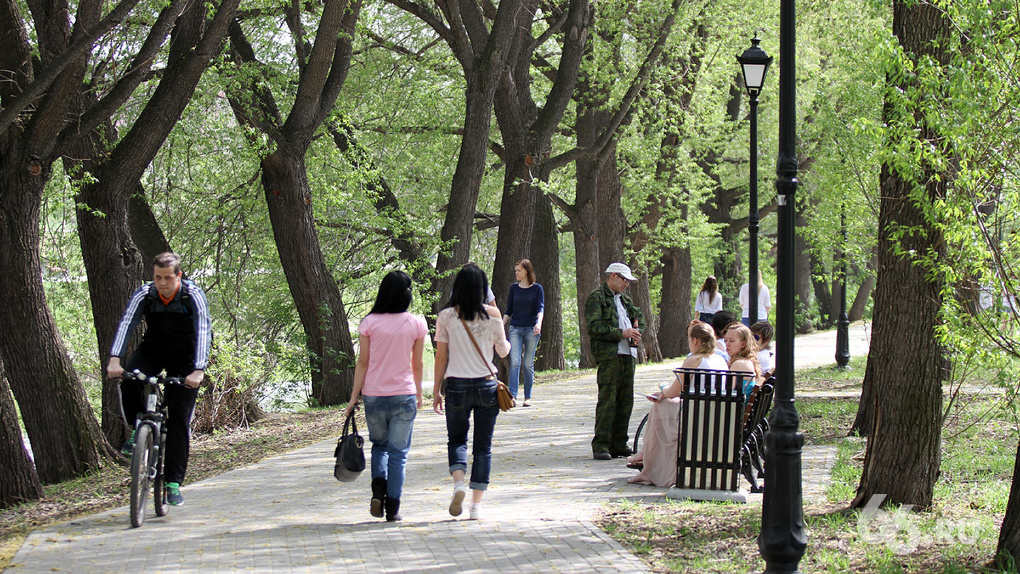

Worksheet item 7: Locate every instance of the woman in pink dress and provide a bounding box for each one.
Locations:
[628,321,727,486]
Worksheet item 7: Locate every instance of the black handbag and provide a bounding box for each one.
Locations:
[333,412,365,482]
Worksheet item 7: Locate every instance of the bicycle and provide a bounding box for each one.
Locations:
[120,370,184,528]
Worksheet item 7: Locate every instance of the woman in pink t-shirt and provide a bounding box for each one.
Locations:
[343,270,428,522]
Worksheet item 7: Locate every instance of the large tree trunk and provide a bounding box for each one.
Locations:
[71,0,238,442]
[851,0,950,510]
[226,0,361,404]
[491,0,589,370]
[263,151,355,405]
[568,103,610,369]
[0,363,43,508]
[532,194,565,370]
[660,244,693,358]
[997,439,1020,565]
[0,144,116,482]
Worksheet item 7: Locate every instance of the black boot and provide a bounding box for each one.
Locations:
[370,477,387,518]
[385,497,402,522]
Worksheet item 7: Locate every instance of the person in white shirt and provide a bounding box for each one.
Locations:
[433,264,510,521]
[750,320,775,375]
[694,275,723,323]
[739,270,771,326]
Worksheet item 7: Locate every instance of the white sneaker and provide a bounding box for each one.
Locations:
[449,484,467,517]
[469,503,481,520]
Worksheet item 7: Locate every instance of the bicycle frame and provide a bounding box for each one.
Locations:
[121,370,181,527]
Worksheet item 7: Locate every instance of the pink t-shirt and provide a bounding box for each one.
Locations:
[358,312,428,396]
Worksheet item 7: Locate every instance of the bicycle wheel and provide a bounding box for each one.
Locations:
[632,412,649,454]
[129,424,154,528]
[153,438,169,517]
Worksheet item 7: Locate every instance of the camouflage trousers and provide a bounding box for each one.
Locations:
[592,353,635,454]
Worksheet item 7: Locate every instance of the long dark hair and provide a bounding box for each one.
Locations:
[700,275,718,299]
[444,263,488,322]
[369,270,413,314]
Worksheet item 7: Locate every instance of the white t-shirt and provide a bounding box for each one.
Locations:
[435,307,511,379]
[739,283,771,320]
[757,348,774,374]
[695,291,723,314]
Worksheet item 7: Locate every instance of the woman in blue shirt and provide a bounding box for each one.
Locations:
[502,259,544,406]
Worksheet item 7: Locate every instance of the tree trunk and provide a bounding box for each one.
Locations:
[569,104,609,369]
[793,203,815,333]
[532,194,565,370]
[851,168,944,510]
[629,270,662,363]
[851,1,951,509]
[71,0,238,442]
[491,0,590,370]
[263,151,355,405]
[997,438,1020,566]
[0,363,43,508]
[0,145,117,483]
[849,252,878,322]
[660,244,693,358]
[432,85,500,311]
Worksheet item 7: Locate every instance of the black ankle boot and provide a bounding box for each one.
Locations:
[370,477,387,518]
[385,497,402,522]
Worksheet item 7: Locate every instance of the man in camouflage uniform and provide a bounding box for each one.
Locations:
[584,263,644,460]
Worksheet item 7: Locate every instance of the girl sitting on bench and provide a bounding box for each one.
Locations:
[627,321,726,486]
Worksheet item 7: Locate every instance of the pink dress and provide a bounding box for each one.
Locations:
[628,354,727,486]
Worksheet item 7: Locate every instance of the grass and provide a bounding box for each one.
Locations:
[596,361,1020,573]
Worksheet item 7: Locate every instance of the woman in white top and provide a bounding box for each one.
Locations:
[750,321,775,375]
[724,323,763,401]
[694,276,724,323]
[739,269,772,326]
[627,321,727,486]
[433,264,510,521]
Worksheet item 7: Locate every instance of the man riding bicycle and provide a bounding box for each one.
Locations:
[107,252,211,506]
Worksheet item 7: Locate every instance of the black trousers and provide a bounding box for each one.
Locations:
[120,352,199,485]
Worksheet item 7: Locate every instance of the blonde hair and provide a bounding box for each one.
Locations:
[726,323,762,378]
[688,321,716,357]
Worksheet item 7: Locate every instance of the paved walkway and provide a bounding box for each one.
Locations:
[7,325,868,573]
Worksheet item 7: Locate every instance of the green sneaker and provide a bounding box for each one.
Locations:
[120,430,136,455]
[167,482,184,506]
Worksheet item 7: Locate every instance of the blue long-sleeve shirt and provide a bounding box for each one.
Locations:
[505,283,545,328]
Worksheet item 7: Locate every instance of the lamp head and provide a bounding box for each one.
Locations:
[737,36,773,97]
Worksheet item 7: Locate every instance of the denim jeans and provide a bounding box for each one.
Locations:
[362,394,417,500]
[507,325,540,399]
[444,377,499,490]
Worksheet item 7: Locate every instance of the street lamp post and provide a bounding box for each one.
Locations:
[756,2,807,572]
[737,37,773,327]
[835,203,851,368]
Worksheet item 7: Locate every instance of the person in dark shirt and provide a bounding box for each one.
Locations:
[107,252,211,506]
[502,259,544,407]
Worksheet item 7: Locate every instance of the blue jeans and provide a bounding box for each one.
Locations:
[362,395,417,500]
[508,326,540,399]
[444,377,499,490]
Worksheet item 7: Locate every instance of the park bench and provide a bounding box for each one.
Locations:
[664,368,774,503]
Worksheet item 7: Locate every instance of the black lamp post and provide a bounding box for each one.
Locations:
[756,2,807,572]
[835,203,851,368]
[737,37,773,327]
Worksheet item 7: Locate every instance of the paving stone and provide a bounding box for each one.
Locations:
[8,325,862,573]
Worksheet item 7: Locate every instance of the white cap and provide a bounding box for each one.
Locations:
[605,262,637,281]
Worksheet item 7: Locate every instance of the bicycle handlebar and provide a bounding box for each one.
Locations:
[123,370,185,386]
